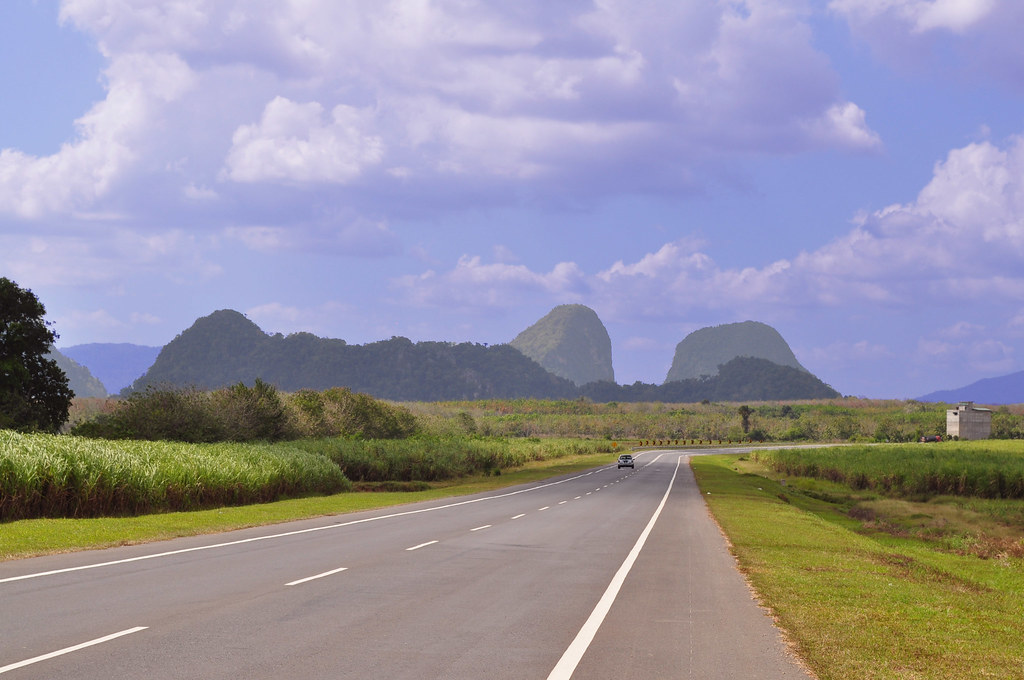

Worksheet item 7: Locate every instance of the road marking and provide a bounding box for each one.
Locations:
[405,540,438,551]
[0,626,148,675]
[1,468,607,585]
[547,455,683,680]
[285,567,348,586]
[574,496,581,500]
[538,506,550,511]
[511,514,526,520]
[558,501,568,505]
[470,525,491,532]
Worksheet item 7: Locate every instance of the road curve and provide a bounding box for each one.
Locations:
[0,450,811,679]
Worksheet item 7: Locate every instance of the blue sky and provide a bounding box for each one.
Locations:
[3,0,1023,399]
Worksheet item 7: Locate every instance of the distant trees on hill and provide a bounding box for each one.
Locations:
[127,310,839,403]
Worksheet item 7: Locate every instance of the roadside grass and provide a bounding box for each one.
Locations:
[0,453,613,561]
[691,454,1024,679]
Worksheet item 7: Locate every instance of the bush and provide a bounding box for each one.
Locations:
[72,383,419,443]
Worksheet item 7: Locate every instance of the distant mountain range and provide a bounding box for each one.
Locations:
[47,348,107,398]
[917,371,1024,405]
[59,343,161,393]
[57,307,843,402]
[108,308,836,401]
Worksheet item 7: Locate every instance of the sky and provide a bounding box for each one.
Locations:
[2,0,1023,399]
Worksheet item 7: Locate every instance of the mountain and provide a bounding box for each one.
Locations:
[916,371,1024,405]
[584,357,839,402]
[510,304,614,385]
[128,309,579,401]
[60,343,161,394]
[46,348,107,398]
[665,321,808,383]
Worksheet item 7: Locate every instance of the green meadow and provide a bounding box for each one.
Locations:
[692,442,1024,679]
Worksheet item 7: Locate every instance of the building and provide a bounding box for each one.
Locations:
[946,401,992,440]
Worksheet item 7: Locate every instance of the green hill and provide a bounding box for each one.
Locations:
[665,321,807,383]
[510,304,614,385]
[128,310,578,401]
[47,347,107,398]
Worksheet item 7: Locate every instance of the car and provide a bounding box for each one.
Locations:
[617,454,634,469]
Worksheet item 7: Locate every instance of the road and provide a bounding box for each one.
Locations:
[0,450,811,679]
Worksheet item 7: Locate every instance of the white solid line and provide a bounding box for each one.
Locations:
[0,626,148,675]
[547,455,682,680]
[1,468,604,585]
[406,540,439,551]
[470,525,491,532]
[511,514,526,520]
[285,566,348,586]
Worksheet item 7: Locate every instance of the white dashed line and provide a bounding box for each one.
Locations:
[471,525,491,532]
[285,567,348,586]
[511,514,526,520]
[406,541,438,551]
[0,627,148,675]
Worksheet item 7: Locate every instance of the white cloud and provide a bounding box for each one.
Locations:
[246,301,355,336]
[223,97,384,184]
[0,51,194,217]
[831,0,1024,87]
[394,133,1024,323]
[4,0,879,222]
[223,217,400,257]
[830,0,998,34]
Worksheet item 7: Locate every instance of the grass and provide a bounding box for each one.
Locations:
[755,441,1024,499]
[0,452,614,561]
[0,430,349,520]
[692,452,1024,679]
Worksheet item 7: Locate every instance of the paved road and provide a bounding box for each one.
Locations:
[0,450,811,679]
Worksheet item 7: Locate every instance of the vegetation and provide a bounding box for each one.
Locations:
[755,442,1024,499]
[0,277,74,432]
[124,309,838,402]
[692,448,1024,679]
[510,304,614,385]
[665,320,808,382]
[0,430,349,520]
[0,454,614,560]
[72,382,418,442]
[403,397,1012,442]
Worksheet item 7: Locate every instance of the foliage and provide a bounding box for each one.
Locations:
[580,357,840,402]
[0,278,73,432]
[292,436,612,483]
[73,383,419,443]
[665,320,807,382]
[755,442,1024,499]
[123,310,838,402]
[0,430,349,520]
[125,310,580,400]
[509,304,614,385]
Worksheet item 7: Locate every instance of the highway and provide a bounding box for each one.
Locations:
[0,450,811,679]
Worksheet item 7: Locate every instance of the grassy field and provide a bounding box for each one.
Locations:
[692,446,1024,679]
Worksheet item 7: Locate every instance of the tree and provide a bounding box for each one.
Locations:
[0,278,73,432]
[738,404,753,434]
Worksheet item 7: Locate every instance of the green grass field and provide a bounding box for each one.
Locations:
[691,449,1024,679]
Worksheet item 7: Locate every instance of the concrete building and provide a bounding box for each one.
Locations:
[946,401,992,440]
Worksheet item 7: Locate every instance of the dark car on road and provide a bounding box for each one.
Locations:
[617,454,634,469]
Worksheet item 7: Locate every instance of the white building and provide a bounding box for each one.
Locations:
[946,401,992,440]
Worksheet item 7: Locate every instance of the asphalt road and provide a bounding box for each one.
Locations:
[0,450,812,679]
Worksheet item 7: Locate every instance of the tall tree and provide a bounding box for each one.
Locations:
[0,278,73,432]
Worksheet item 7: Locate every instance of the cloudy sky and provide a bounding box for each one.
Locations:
[3,0,1023,399]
